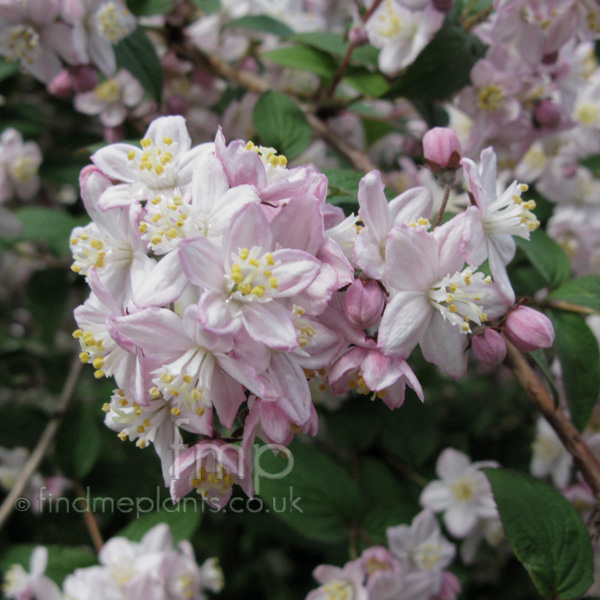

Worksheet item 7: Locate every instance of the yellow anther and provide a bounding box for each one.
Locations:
[245,141,255,150]
[150,387,161,398]
[137,440,147,449]
[480,313,488,322]
[450,283,458,292]
[183,374,192,384]
[196,406,205,416]
[446,294,454,302]
[513,195,522,204]
[448,304,457,313]
[462,323,470,332]
[296,307,306,316]
[528,221,538,231]
[263,270,272,277]
[137,425,145,433]
[141,138,152,147]
[269,277,278,288]
[92,357,104,369]
[173,195,182,206]
[239,282,251,295]
[73,329,83,339]
[118,431,128,441]
[249,258,260,267]
[79,352,90,363]
[166,228,178,239]
[102,403,110,412]
[298,337,308,347]
[251,285,265,297]
[152,214,162,223]
[417,217,430,226]
[191,389,203,401]
[70,238,78,246]
[231,263,241,272]
[151,196,161,205]
[80,233,89,241]
[134,405,142,415]
[139,222,148,233]
[82,332,95,345]
[163,136,173,145]
[171,407,181,416]
[527,200,537,210]
[170,390,179,397]
[160,372,174,383]
[120,398,128,407]
[151,236,162,245]
[230,272,243,284]
[71,265,81,273]
[154,164,164,175]
[278,155,287,166]
[239,248,249,260]
[127,150,135,160]
[266,253,275,265]
[520,183,529,192]
[94,369,105,379]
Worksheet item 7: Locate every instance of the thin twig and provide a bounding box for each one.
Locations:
[433,184,451,228]
[539,298,600,316]
[504,341,600,498]
[75,480,104,553]
[0,357,82,531]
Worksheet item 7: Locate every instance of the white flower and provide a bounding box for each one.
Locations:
[530,417,572,489]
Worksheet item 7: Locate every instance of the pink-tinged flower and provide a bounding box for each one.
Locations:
[354,170,433,280]
[2,547,62,600]
[70,166,152,305]
[422,128,462,172]
[179,203,320,351]
[530,417,572,489]
[306,561,368,600]
[0,128,42,202]
[91,115,211,209]
[378,223,508,378]
[533,99,563,129]
[365,1,444,75]
[170,439,253,508]
[420,448,498,538]
[74,69,144,127]
[461,147,540,303]
[61,0,136,76]
[503,306,554,352]
[431,571,461,600]
[0,0,76,83]
[342,278,386,329]
[471,328,507,366]
[48,64,98,97]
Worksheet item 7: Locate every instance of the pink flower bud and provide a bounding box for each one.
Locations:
[343,279,385,329]
[533,99,562,129]
[432,0,455,12]
[47,69,75,98]
[472,328,506,366]
[348,25,368,47]
[70,65,98,94]
[423,127,462,173]
[503,306,555,353]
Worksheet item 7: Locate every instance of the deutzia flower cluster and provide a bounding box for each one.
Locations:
[2,523,223,600]
[306,510,460,600]
[71,115,547,508]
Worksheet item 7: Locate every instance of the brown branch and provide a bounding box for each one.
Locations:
[504,341,600,498]
[0,357,82,530]
[540,298,600,316]
[75,480,104,553]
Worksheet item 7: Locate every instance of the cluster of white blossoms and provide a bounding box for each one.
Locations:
[2,524,222,600]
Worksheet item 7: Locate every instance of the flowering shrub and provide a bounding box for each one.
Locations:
[1,1,600,599]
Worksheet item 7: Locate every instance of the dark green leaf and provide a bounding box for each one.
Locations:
[0,56,18,83]
[342,67,390,98]
[115,26,162,102]
[261,45,337,78]
[191,0,220,12]
[380,395,439,465]
[529,349,560,407]
[485,468,594,599]
[290,32,379,68]
[550,311,600,431]
[0,545,96,585]
[385,19,486,101]
[325,397,382,451]
[515,229,571,289]
[548,276,600,313]
[226,15,294,38]
[257,439,361,542]
[26,268,71,345]
[117,504,203,542]
[14,207,86,256]
[253,90,312,160]
[56,403,101,478]
[323,168,363,199]
[126,0,174,16]
[0,406,46,448]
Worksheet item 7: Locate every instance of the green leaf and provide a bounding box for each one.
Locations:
[550,311,600,431]
[548,276,600,313]
[529,349,560,407]
[323,168,363,199]
[325,398,382,451]
[115,26,163,102]
[117,504,202,542]
[126,0,174,15]
[261,45,337,78]
[380,395,438,465]
[55,403,101,479]
[342,67,390,98]
[485,468,594,599]
[14,207,86,256]
[0,545,97,585]
[226,15,294,38]
[0,56,18,82]
[253,90,312,160]
[515,229,571,289]
[257,439,361,542]
[385,18,486,101]
[27,268,71,345]
[191,0,220,12]
[290,32,379,68]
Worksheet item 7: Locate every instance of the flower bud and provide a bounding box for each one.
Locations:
[533,99,562,129]
[472,328,506,366]
[503,306,555,352]
[348,25,368,47]
[342,278,385,329]
[432,0,455,12]
[47,69,75,98]
[70,65,98,94]
[423,127,462,185]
